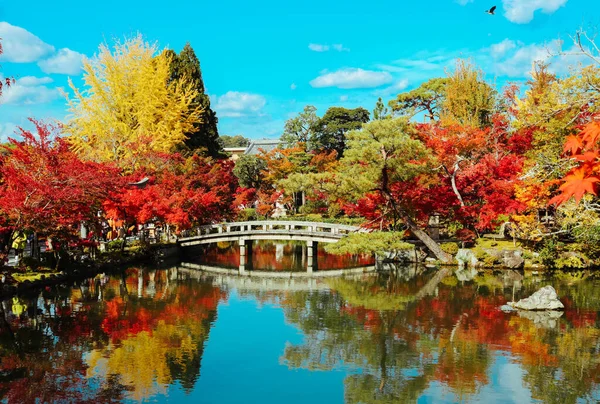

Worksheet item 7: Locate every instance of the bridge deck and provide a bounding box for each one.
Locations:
[178,220,361,247]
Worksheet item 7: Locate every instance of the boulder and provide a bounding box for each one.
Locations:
[456,249,478,268]
[483,248,503,260]
[377,249,421,263]
[508,285,564,311]
[500,304,517,313]
[503,250,524,269]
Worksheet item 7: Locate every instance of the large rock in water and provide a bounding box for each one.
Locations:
[509,286,564,310]
[503,250,524,269]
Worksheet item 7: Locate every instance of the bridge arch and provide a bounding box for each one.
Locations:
[178,221,362,273]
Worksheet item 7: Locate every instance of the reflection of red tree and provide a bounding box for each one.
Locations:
[196,242,374,271]
[99,270,227,343]
[316,249,374,270]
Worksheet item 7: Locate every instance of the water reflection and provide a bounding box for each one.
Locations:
[1,265,600,403]
[0,268,225,402]
[191,241,374,272]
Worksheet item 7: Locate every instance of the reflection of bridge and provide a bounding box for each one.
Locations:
[178,262,376,286]
[178,221,362,273]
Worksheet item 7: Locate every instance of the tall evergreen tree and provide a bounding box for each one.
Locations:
[373,97,390,120]
[313,107,370,158]
[167,43,223,157]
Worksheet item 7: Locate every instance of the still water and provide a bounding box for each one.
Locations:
[1,259,600,403]
[188,240,375,271]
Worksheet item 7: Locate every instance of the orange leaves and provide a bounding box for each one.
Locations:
[564,135,585,155]
[553,119,600,205]
[580,121,600,145]
[550,167,599,205]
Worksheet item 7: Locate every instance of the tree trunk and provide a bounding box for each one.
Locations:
[379,161,452,263]
[444,157,465,207]
[450,168,465,207]
[400,212,453,263]
[32,232,39,261]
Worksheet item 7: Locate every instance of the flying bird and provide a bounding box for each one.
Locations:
[486,5,497,15]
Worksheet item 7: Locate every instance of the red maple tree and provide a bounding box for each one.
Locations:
[0,120,120,242]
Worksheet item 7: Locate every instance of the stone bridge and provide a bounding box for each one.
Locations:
[178,221,362,273]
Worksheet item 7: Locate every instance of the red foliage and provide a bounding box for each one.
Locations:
[344,117,527,231]
[103,154,241,230]
[416,116,527,230]
[0,120,120,240]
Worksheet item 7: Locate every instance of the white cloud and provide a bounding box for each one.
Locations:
[492,42,550,76]
[490,39,518,58]
[484,38,590,78]
[0,22,55,62]
[332,44,350,52]
[376,51,458,85]
[376,79,410,96]
[309,43,329,52]
[502,0,568,24]
[0,75,59,105]
[38,48,84,75]
[310,68,393,89]
[456,0,474,4]
[18,76,54,86]
[309,43,349,52]
[488,39,581,77]
[340,95,348,102]
[290,83,297,90]
[214,91,266,118]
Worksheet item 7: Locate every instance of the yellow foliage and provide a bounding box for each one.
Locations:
[65,35,202,171]
[86,320,201,401]
[515,63,600,180]
[440,59,496,128]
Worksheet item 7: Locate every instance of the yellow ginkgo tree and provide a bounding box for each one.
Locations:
[65,35,202,170]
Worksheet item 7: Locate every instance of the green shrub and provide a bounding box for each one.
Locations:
[521,250,534,260]
[554,254,588,269]
[440,242,459,256]
[107,240,123,251]
[237,208,258,222]
[298,201,328,215]
[324,231,413,256]
[445,221,464,238]
[537,238,564,268]
[475,250,498,267]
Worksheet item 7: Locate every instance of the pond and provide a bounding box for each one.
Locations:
[1,260,600,403]
[186,240,375,271]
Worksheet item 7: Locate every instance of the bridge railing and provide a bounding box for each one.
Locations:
[180,220,361,239]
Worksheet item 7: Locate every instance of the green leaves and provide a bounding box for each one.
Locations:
[312,106,370,157]
[389,77,448,119]
[324,232,413,256]
[337,118,429,199]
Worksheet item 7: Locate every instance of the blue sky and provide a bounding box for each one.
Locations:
[0,0,597,140]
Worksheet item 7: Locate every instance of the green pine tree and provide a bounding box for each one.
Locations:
[167,43,223,157]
